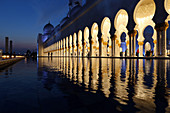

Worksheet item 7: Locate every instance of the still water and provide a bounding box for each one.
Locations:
[0,57,170,113]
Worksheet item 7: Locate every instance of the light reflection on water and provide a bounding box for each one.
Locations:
[38,57,170,112]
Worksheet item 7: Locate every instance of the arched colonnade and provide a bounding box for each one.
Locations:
[44,0,170,57]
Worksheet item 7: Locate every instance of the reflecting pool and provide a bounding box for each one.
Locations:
[0,57,170,113]
[38,57,170,113]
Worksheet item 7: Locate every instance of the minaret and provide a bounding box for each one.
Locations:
[5,37,9,54]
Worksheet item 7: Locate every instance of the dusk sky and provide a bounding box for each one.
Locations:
[0,0,170,54]
[0,0,68,54]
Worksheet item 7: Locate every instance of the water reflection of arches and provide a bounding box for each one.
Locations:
[37,57,170,112]
[91,23,99,56]
[91,58,99,92]
[77,58,83,86]
[83,58,90,90]
[101,17,111,57]
[114,9,129,57]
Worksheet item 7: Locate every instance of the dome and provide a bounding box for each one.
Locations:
[43,22,54,34]
[69,5,82,17]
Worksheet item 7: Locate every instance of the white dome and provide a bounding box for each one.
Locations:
[43,22,54,35]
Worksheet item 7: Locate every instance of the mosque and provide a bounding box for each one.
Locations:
[37,0,170,57]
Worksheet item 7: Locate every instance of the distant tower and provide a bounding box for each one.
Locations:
[10,40,13,55]
[69,0,82,10]
[5,37,9,54]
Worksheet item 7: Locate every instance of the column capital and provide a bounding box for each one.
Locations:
[155,22,169,31]
[138,41,144,46]
[153,40,157,44]
[128,30,137,37]
[111,35,117,40]
[126,41,129,45]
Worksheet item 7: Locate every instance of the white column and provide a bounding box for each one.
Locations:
[138,41,144,57]
[63,39,65,56]
[66,37,68,56]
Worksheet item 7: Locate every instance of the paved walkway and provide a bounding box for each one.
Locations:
[0,57,24,69]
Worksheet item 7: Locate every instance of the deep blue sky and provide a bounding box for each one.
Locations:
[0,0,68,54]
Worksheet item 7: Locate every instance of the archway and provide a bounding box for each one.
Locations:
[84,27,90,56]
[78,30,83,56]
[91,23,99,56]
[120,32,127,56]
[73,33,77,56]
[134,0,157,57]
[114,9,129,57]
[145,42,151,56]
[69,35,73,56]
[101,17,111,57]
[143,26,154,56]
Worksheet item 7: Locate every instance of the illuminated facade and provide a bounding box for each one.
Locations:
[37,0,170,57]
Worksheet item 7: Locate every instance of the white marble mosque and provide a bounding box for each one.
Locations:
[37,0,170,57]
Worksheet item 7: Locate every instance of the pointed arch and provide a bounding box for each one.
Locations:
[69,35,73,56]
[133,0,157,57]
[78,30,83,56]
[84,27,90,56]
[101,17,111,57]
[73,33,77,56]
[91,22,99,56]
[114,9,129,57]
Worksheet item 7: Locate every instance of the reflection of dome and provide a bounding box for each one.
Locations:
[69,5,82,17]
[43,22,54,34]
